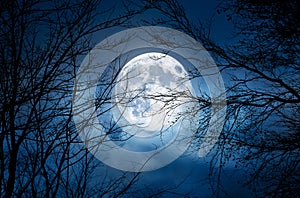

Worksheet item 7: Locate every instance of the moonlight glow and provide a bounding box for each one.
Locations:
[112,52,193,138]
[72,26,226,172]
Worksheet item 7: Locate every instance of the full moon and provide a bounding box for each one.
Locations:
[112,52,194,138]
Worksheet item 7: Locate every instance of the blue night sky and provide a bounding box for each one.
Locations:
[3,0,298,197]
[85,1,251,197]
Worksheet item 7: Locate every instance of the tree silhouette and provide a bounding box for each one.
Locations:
[216,0,300,196]
[139,0,300,196]
[0,0,148,197]
[1,0,299,197]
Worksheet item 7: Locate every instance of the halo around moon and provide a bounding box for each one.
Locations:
[72,26,227,172]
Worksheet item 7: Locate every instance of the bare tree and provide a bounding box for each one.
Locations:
[215,1,300,196]
[0,0,149,197]
[2,0,298,197]
[136,0,300,196]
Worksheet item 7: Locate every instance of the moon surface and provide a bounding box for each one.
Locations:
[112,52,194,138]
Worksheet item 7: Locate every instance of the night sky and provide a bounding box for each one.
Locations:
[85,0,250,197]
[1,0,299,197]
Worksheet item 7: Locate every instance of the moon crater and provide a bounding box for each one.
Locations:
[112,52,193,138]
